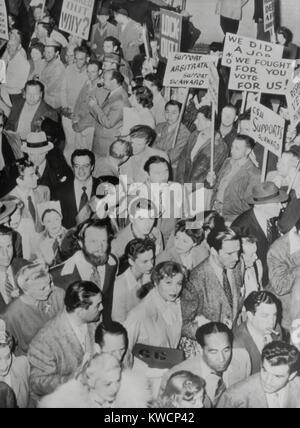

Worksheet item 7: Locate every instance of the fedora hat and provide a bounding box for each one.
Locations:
[247,182,288,206]
[0,200,17,224]
[21,132,53,154]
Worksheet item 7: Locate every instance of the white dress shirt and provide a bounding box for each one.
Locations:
[74,178,93,211]
[265,385,289,409]
[253,207,269,237]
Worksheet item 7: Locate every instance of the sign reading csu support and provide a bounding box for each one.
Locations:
[163,53,217,88]
[0,0,8,41]
[286,77,300,128]
[160,9,182,62]
[59,0,95,40]
[250,102,285,157]
[229,57,295,93]
[264,0,275,33]
[222,33,283,68]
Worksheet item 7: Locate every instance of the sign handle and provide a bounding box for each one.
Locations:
[41,0,46,18]
[261,148,269,183]
[172,88,190,149]
[287,160,300,195]
[210,102,216,175]
[241,91,248,114]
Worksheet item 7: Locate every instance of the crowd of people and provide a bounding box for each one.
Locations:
[0,0,300,409]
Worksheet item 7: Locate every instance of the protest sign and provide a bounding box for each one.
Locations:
[286,77,300,128]
[59,0,95,40]
[163,53,217,89]
[229,57,295,93]
[250,102,285,181]
[264,0,275,33]
[0,0,8,41]
[159,9,182,62]
[222,33,283,68]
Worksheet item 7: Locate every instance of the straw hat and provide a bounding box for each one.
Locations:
[21,132,53,154]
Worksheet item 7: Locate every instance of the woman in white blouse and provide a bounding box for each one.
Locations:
[122,86,156,135]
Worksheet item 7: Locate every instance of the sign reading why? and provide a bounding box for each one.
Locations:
[59,0,95,41]
[229,57,295,93]
[286,77,300,128]
[0,0,8,41]
[163,53,217,88]
[160,9,182,62]
[222,33,283,68]
[250,102,285,157]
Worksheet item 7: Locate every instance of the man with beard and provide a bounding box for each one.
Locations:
[50,219,118,321]
[29,281,103,402]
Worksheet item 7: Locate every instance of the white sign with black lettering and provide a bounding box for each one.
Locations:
[59,0,95,40]
[286,77,300,128]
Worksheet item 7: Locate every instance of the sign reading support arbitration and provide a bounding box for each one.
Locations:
[0,0,8,41]
[222,33,283,68]
[229,57,295,93]
[59,0,95,41]
[250,102,285,157]
[159,9,182,62]
[163,53,217,89]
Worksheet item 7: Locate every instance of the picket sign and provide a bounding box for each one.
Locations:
[0,0,8,41]
[286,76,300,129]
[250,99,285,182]
[59,0,95,40]
[264,0,276,42]
[159,9,183,62]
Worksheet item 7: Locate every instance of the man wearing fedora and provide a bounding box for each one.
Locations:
[90,3,119,59]
[5,80,58,141]
[232,182,288,288]
[114,6,143,63]
[21,131,73,199]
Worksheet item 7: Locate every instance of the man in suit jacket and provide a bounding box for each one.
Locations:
[29,281,103,401]
[160,323,251,407]
[114,7,143,63]
[232,182,288,287]
[50,219,118,322]
[5,80,58,140]
[89,70,130,158]
[181,229,244,340]
[218,341,300,408]
[210,135,260,223]
[0,225,29,313]
[234,291,282,375]
[216,0,249,35]
[20,132,73,199]
[55,149,102,230]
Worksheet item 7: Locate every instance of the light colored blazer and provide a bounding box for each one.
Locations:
[10,355,30,408]
[216,0,249,21]
[28,311,97,400]
[218,374,300,408]
[117,20,144,62]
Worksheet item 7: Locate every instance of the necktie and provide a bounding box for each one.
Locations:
[267,218,279,245]
[36,166,41,180]
[28,196,36,223]
[5,273,16,304]
[223,269,233,310]
[90,266,102,291]
[213,373,227,407]
[79,187,89,212]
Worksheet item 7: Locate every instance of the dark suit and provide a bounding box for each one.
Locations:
[6,98,58,133]
[1,132,15,167]
[50,252,118,322]
[234,322,282,375]
[55,177,101,230]
[0,258,29,313]
[231,209,274,287]
[37,148,73,199]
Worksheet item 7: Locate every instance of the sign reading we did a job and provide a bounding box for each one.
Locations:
[250,102,285,157]
[222,33,283,68]
[59,0,95,40]
[160,9,182,62]
[229,57,295,93]
[163,53,217,89]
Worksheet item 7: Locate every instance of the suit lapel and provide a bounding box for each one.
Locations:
[250,210,268,243]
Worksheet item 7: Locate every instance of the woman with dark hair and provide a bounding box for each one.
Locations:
[28,42,46,81]
[122,86,155,135]
[276,26,299,59]
[0,382,18,408]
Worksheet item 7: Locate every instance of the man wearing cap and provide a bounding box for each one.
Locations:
[267,199,300,330]
[90,4,119,59]
[40,36,65,109]
[114,7,143,63]
[232,182,288,288]
[20,132,72,199]
[6,80,58,141]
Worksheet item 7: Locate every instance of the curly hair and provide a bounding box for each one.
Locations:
[262,341,299,373]
[124,238,155,262]
[175,219,205,246]
[132,86,154,109]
